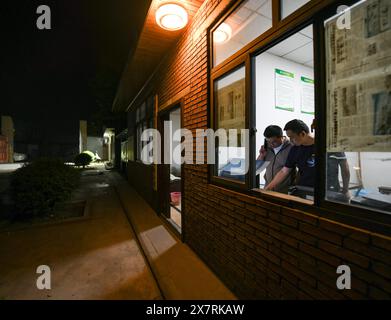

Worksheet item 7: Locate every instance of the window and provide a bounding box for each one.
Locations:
[210,0,391,228]
[135,96,154,162]
[325,0,391,214]
[136,102,147,161]
[121,140,129,162]
[214,66,248,182]
[213,0,272,66]
[281,0,311,19]
[254,25,315,200]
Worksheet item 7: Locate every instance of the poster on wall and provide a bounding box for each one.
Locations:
[275,68,295,112]
[301,76,315,115]
[325,0,391,152]
[217,79,245,129]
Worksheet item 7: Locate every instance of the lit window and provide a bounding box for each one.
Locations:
[135,97,155,163]
[213,0,272,66]
[214,66,248,182]
[254,25,315,201]
[281,0,311,19]
[325,0,391,214]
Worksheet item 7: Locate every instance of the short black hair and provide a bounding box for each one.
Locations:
[263,125,283,138]
[284,119,309,134]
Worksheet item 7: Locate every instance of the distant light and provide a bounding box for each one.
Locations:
[214,23,232,44]
[156,3,188,31]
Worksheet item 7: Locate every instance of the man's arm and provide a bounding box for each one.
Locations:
[264,166,292,191]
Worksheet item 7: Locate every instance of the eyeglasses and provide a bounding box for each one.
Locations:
[265,137,282,142]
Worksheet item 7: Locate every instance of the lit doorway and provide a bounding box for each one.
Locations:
[159,105,182,232]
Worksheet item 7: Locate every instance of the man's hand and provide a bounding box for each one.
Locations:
[264,184,272,191]
[342,190,352,201]
[264,167,292,191]
[258,145,267,160]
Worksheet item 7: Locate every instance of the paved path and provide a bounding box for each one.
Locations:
[0,169,162,300]
[112,172,236,300]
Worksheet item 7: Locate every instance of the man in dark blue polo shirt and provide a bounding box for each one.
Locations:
[265,119,315,191]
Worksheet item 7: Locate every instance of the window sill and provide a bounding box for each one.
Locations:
[251,188,314,206]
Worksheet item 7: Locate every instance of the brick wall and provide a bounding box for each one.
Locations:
[142,0,391,299]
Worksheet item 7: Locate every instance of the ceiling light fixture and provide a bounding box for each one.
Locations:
[156,3,188,31]
[214,23,232,44]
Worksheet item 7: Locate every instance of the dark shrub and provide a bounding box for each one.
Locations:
[74,152,93,168]
[10,158,80,218]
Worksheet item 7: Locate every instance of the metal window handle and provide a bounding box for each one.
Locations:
[250,128,257,135]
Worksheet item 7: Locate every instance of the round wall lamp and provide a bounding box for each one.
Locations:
[214,22,232,44]
[155,3,188,31]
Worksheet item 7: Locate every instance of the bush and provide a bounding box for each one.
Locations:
[75,152,93,168]
[82,150,96,162]
[10,158,80,218]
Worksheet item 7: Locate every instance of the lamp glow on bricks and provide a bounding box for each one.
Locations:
[155,3,188,31]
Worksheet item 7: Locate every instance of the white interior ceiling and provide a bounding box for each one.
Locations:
[268,25,314,68]
[218,0,313,69]
[226,0,272,46]
[281,0,311,18]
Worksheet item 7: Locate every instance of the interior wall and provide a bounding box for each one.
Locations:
[255,52,314,154]
[344,152,391,192]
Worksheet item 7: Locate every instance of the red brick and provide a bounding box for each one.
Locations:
[246,204,268,217]
[299,242,341,267]
[281,208,318,226]
[318,240,370,269]
[352,265,391,294]
[281,260,317,288]
[317,282,348,300]
[343,238,391,263]
[300,222,343,245]
[372,235,391,252]
[368,286,391,299]
[372,261,391,280]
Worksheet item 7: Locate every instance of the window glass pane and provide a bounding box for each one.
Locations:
[254,25,315,201]
[169,108,182,180]
[136,124,143,160]
[281,0,311,19]
[121,141,128,162]
[325,0,391,214]
[215,66,247,182]
[213,0,272,66]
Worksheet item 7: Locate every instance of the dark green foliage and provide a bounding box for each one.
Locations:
[10,158,80,218]
[74,152,93,168]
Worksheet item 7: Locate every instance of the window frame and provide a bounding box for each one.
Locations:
[210,54,251,191]
[134,96,155,163]
[208,0,391,236]
[316,0,391,233]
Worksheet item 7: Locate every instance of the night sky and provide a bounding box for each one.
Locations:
[1,0,150,143]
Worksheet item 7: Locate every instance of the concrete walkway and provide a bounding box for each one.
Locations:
[112,172,236,300]
[0,166,235,300]
[0,170,162,300]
